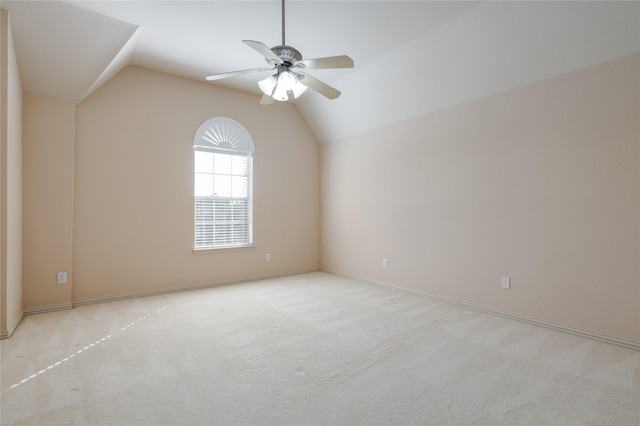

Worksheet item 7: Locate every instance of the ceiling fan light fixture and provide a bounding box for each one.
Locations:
[259,70,307,101]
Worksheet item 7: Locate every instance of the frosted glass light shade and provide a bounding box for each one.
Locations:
[289,75,308,99]
[258,75,277,96]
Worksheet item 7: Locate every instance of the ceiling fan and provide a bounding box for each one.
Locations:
[205,0,354,105]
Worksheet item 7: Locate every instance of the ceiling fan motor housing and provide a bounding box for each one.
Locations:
[271,45,303,66]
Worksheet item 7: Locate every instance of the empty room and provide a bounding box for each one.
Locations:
[1,1,638,424]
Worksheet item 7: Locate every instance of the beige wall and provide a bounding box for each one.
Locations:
[68,66,319,302]
[321,53,640,343]
[22,92,75,309]
[0,8,23,337]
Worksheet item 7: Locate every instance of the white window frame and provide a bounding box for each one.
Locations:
[193,117,255,251]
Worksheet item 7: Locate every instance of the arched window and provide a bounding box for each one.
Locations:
[193,117,254,249]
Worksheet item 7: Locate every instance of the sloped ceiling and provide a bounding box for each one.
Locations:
[3,1,138,101]
[3,1,639,144]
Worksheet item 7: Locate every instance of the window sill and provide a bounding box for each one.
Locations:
[192,245,255,255]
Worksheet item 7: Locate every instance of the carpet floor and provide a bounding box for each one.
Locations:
[1,272,638,425]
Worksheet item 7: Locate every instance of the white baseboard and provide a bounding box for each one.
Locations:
[18,269,320,316]
[328,272,640,351]
[23,303,73,316]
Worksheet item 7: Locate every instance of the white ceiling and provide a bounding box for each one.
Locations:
[3,1,639,143]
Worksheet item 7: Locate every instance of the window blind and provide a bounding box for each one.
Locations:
[194,151,252,248]
[195,197,250,247]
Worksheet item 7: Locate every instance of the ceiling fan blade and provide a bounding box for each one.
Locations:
[260,94,275,105]
[243,40,283,63]
[205,67,274,81]
[294,55,354,70]
[296,72,341,100]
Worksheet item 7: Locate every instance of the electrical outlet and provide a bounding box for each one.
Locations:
[501,276,510,289]
[57,272,67,284]
[265,253,271,262]
[382,258,388,268]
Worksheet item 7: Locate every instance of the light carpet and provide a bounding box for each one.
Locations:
[1,272,638,425]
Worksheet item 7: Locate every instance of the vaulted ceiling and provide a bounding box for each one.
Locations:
[3,1,639,143]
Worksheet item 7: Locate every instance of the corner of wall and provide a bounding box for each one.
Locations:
[0,7,24,339]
